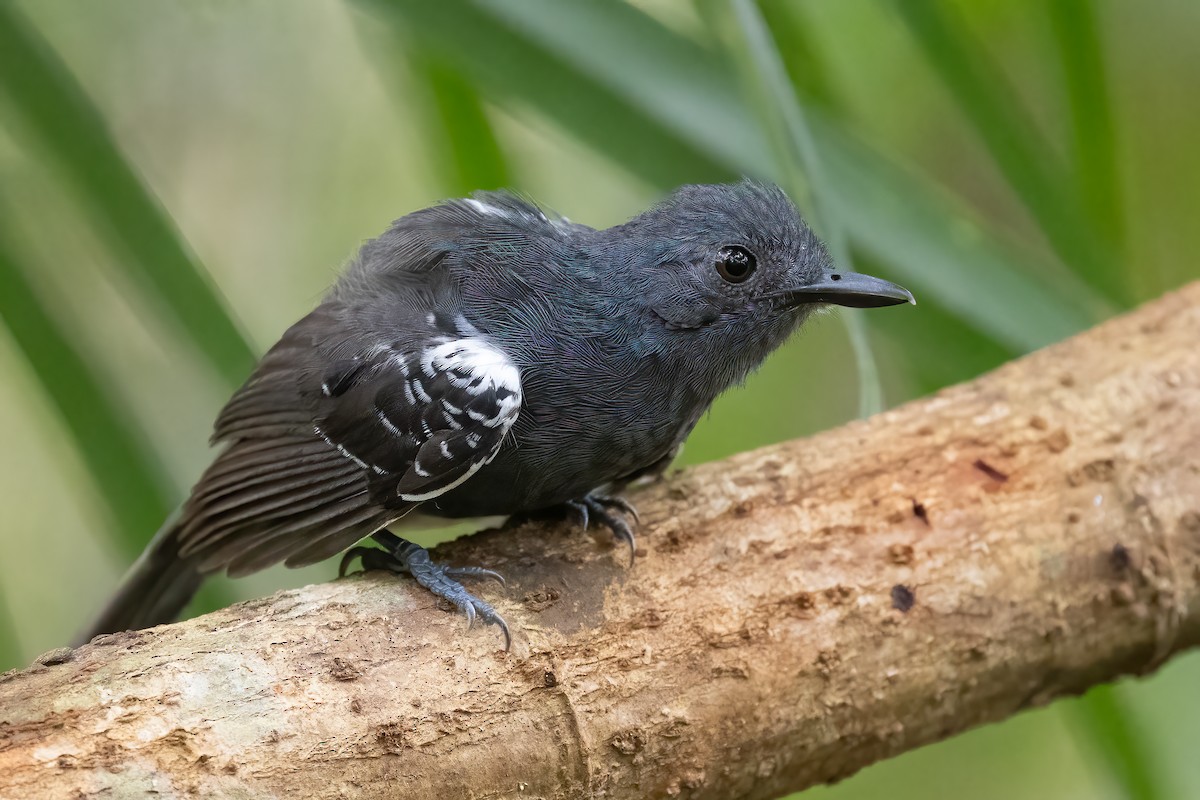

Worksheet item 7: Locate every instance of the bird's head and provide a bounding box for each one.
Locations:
[603,181,914,386]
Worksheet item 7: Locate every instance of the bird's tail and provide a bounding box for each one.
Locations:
[74,516,205,646]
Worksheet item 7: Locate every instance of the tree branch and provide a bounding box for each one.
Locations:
[3,284,1199,800]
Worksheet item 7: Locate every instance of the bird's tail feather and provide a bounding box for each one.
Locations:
[74,516,204,646]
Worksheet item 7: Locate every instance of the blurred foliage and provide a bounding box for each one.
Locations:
[0,1,1197,798]
[0,3,257,388]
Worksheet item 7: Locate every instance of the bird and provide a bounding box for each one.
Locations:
[77,181,913,649]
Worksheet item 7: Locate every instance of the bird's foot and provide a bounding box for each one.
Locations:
[340,531,510,650]
[565,493,640,566]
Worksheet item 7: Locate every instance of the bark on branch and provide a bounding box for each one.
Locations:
[3,284,1200,800]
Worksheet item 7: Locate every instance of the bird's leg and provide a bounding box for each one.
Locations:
[566,493,640,566]
[339,531,510,650]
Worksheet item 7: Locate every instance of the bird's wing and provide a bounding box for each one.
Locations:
[314,336,522,504]
[175,309,522,577]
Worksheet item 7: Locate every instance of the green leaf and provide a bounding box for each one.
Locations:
[0,3,256,388]
[359,22,513,196]
[893,2,1128,305]
[753,0,841,112]
[810,114,1107,351]
[477,0,775,178]
[355,0,735,190]
[1046,0,1126,262]
[1068,684,1166,800]
[359,0,1104,353]
[0,226,175,552]
[413,51,512,195]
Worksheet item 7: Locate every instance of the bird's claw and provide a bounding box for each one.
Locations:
[442,564,507,588]
[427,573,511,651]
[571,493,640,566]
[597,495,641,524]
[565,499,590,530]
[342,537,510,650]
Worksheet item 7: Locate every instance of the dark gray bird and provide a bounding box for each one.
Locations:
[79,182,913,648]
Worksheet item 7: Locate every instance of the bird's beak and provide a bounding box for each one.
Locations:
[780,269,915,309]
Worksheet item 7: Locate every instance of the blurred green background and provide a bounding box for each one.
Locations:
[0,1,1197,797]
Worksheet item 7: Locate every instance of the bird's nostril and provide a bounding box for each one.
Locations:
[830,273,842,281]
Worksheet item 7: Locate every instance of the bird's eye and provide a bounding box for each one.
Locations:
[715,245,756,284]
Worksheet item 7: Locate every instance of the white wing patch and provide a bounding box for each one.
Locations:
[313,334,523,506]
[419,339,522,429]
[465,198,506,218]
[396,337,521,501]
[462,196,560,231]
